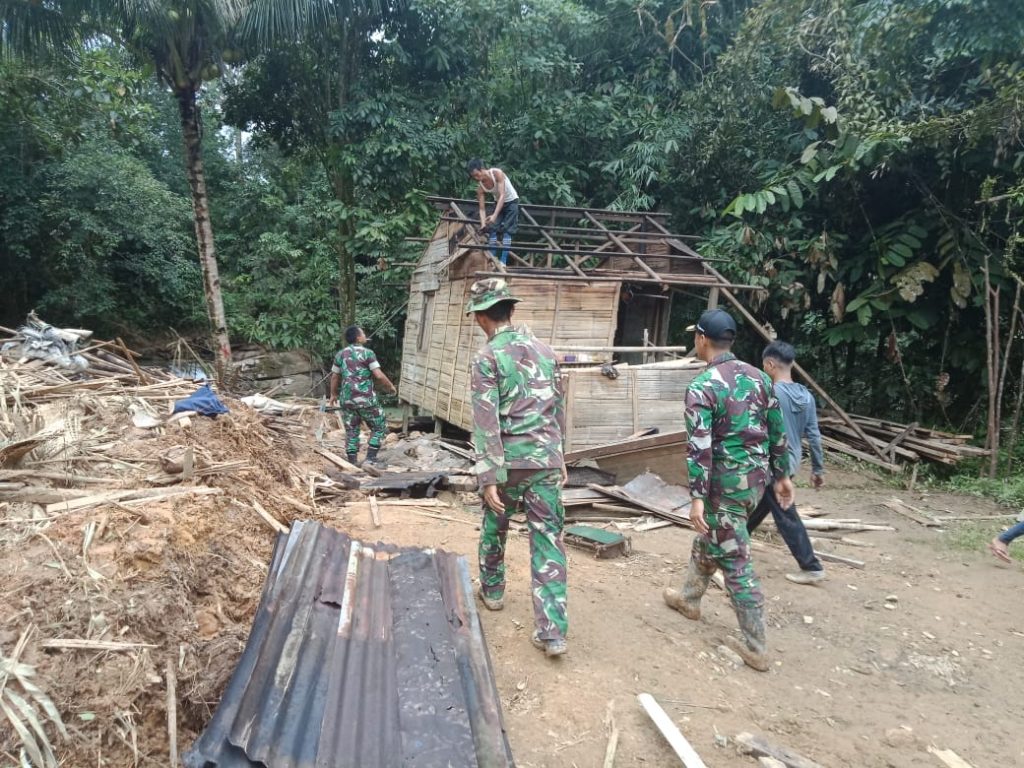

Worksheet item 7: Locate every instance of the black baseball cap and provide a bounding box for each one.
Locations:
[687,309,737,341]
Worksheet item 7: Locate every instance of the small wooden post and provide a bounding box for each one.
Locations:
[707,287,720,309]
[401,402,411,436]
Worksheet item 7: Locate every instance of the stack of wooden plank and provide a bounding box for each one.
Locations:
[562,472,692,530]
[818,411,988,470]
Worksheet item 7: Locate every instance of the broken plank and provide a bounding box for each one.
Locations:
[44,486,221,515]
[820,436,901,472]
[408,509,478,526]
[313,446,380,477]
[801,518,895,532]
[734,731,825,768]
[251,500,288,534]
[927,746,975,768]
[882,498,940,527]
[587,483,691,527]
[369,496,382,528]
[342,498,449,508]
[591,502,645,515]
[637,693,707,768]
[42,639,158,651]
[814,551,866,569]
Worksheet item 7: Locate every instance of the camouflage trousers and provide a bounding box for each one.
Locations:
[688,487,765,610]
[479,468,568,640]
[342,403,387,456]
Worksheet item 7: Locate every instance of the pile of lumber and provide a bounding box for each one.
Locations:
[563,471,692,530]
[818,412,988,471]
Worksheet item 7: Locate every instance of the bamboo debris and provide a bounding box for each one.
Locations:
[881,498,940,527]
[41,639,158,651]
[819,413,987,470]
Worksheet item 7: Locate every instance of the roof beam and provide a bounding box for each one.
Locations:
[519,208,588,277]
[584,211,665,283]
[641,216,892,465]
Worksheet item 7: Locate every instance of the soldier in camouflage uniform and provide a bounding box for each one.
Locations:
[663,308,793,672]
[328,325,397,466]
[467,278,569,658]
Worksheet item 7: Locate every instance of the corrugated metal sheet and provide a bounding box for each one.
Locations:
[185,521,514,768]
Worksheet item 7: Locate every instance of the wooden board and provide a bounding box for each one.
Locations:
[734,732,825,768]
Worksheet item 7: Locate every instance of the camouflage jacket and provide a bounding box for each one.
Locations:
[471,326,566,487]
[684,352,790,501]
[331,344,381,408]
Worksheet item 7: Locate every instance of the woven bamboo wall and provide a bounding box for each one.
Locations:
[400,226,623,433]
[563,363,703,450]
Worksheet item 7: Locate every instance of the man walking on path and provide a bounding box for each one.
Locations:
[746,341,827,585]
[467,278,569,657]
[663,309,794,671]
[468,159,519,265]
[328,325,397,467]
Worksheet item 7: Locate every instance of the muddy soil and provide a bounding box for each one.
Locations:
[3,451,1022,767]
[339,468,1024,768]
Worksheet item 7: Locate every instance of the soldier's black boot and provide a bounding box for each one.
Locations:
[364,447,384,468]
[725,603,770,672]
[346,452,358,465]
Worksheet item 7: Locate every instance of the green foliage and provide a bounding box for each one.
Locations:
[38,138,202,330]
[1,0,1023,443]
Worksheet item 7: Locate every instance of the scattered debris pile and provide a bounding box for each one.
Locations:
[0,322,332,766]
[185,521,513,768]
[818,412,988,472]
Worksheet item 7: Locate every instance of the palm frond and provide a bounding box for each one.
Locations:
[238,0,384,47]
[0,0,80,59]
[0,626,66,768]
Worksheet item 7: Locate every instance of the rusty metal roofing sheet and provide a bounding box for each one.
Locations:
[184,521,514,768]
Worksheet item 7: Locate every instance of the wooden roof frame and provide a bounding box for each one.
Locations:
[427,196,757,291]
[423,195,892,465]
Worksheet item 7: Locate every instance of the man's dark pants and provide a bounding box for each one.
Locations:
[747,485,823,572]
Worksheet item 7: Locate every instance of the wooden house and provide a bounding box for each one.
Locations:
[398,197,760,451]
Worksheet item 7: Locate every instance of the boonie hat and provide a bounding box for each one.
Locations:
[687,308,737,341]
[465,278,521,315]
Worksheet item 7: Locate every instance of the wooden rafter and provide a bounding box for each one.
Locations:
[584,211,664,283]
[641,216,892,465]
[520,207,588,277]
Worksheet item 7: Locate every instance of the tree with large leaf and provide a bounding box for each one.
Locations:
[2,0,239,373]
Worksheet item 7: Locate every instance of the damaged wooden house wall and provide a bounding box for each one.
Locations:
[399,199,736,451]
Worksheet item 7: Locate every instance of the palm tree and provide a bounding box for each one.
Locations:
[2,0,239,374]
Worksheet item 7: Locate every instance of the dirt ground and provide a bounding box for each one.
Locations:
[3,419,1023,767]
[339,467,1024,768]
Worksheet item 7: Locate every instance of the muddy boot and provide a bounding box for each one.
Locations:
[725,604,770,672]
[346,453,358,465]
[363,447,385,468]
[663,559,713,620]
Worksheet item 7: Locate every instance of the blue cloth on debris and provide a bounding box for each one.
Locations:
[173,385,229,417]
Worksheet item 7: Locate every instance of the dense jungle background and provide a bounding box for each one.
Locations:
[2,0,1023,483]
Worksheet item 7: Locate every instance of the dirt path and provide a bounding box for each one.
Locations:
[338,468,1024,767]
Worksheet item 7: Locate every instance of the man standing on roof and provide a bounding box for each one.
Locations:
[468,159,519,266]
[663,309,793,672]
[747,341,827,585]
[328,325,397,467]
[467,278,569,658]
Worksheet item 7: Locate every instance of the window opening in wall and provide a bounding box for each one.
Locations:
[417,291,436,352]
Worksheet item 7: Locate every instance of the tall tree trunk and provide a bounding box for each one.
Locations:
[328,166,358,327]
[981,254,999,478]
[177,86,232,377]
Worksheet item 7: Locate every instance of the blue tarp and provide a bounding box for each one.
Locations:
[173,385,229,417]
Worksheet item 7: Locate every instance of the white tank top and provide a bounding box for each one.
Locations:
[479,169,518,202]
